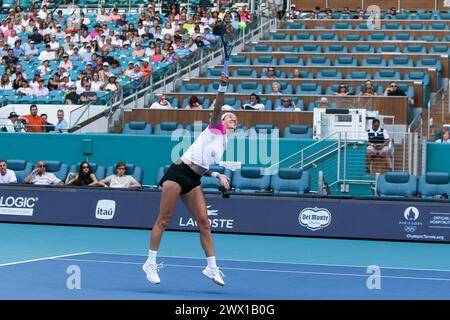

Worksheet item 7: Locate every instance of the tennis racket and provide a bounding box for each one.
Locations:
[220,10,241,75]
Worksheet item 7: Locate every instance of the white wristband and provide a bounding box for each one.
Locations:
[218,85,228,93]
[211,172,220,178]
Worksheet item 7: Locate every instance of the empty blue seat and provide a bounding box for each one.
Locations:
[179,83,206,93]
[429,45,450,55]
[43,160,69,181]
[317,33,339,41]
[403,44,426,54]
[306,56,331,66]
[222,97,242,109]
[334,57,357,66]
[368,33,389,41]
[418,172,450,198]
[351,44,375,53]
[235,82,263,94]
[269,33,289,40]
[316,69,343,79]
[441,35,450,42]
[279,56,304,66]
[250,44,273,52]
[417,58,443,87]
[122,121,152,134]
[154,122,184,135]
[346,71,372,80]
[407,23,425,30]
[6,160,33,183]
[105,163,144,184]
[287,22,306,29]
[429,22,449,30]
[356,22,369,30]
[293,32,314,41]
[270,168,310,195]
[376,172,418,197]
[299,44,322,53]
[388,57,413,67]
[332,22,351,29]
[343,34,362,41]
[439,12,450,19]
[201,164,233,193]
[404,71,431,106]
[374,69,401,80]
[231,68,258,78]
[252,55,277,65]
[393,33,413,41]
[419,35,437,42]
[206,82,234,93]
[68,163,106,180]
[230,55,251,65]
[383,22,402,30]
[205,68,223,78]
[377,44,400,53]
[417,12,433,19]
[395,13,410,19]
[277,45,297,52]
[283,125,313,139]
[185,122,209,134]
[296,83,323,95]
[325,44,348,53]
[264,82,293,94]
[362,56,387,67]
[232,167,271,193]
[248,124,280,137]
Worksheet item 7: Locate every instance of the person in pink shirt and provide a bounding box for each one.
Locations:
[108,8,121,21]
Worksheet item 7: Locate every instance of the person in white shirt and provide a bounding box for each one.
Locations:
[32,78,50,96]
[0,160,17,184]
[49,35,59,51]
[54,25,65,40]
[161,22,175,36]
[37,60,52,75]
[111,33,123,49]
[150,94,173,109]
[90,73,105,91]
[59,54,73,72]
[25,161,63,185]
[4,112,26,133]
[97,162,141,188]
[38,44,56,61]
[96,8,109,22]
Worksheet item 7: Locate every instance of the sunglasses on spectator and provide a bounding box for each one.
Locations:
[117,167,126,170]
[82,166,89,169]
[391,84,397,87]
[38,164,46,168]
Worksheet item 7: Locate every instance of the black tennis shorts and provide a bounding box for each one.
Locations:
[159,161,202,194]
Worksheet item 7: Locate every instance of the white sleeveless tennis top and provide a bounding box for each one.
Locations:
[181,123,227,170]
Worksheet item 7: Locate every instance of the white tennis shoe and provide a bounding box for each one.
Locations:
[142,262,163,284]
[202,266,225,286]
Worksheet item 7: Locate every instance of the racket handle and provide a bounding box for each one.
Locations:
[223,60,229,76]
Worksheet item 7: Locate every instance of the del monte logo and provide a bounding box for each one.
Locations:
[298,207,332,231]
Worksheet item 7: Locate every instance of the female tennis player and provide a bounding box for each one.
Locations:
[143,72,237,286]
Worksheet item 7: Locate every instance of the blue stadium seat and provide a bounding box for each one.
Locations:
[252,55,278,65]
[222,97,242,109]
[417,58,443,88]
[185,122,209,134]
[207,82,234,93]
[332,22,351,30]
[343,34,362,41]
[43,160,69,181]
[155,165,170,186]
[351,44,375,54]
[307,100,337,111]
[287,70,313,79]
[362,56,387,67]
[376,172,418,197]
[270,168,310,195]
[334,57,357,67]
[293,32,314,41]
[439,12,450,19]
[232,167,271,193]
[264,81,293,94]
[287,22,306,29]
[179,83,206,93]
[317,33,339,41]
[201,165,233,193]
[205,68,223,78]
[388,57,413,67]
[269,33,290,41]
[325,44,348,53]
[419,35,438,42]
[6,160,33,183]
[392,33,414,41]
[368,33,389,41]
[154,122,184,135]
[374,69,401,81]
[377,44,400,53]
[181,96,211,109]
[274,98,304,110]
[326,84,354,95]
[231,68,258,78]
[407,23,425,30]
[68,163,106,180]
[296,83,323,95]
[355,22,368,30]
[250,44,273,52]
[429,22,449,30]
[403,44,426,54]
[105,163,144,184]
[248,124,280,137]
[316,69,343,79]
[122,121,152,134]
[283,125,313,139]
[396,83,415,100]
[429,45,450,55]
[417,12,433,19]
[279,56,304,66]
[299,44,322,53]
[382,22,402,30]
[441,35,450,42]
[277,45,297,52]
[235,82,263,94]
[230,55,251,65]
[418,172,450,198]
[261,69,287,78]
[346,71,372,80]
[395,13,410,19]
[306,56,331,66]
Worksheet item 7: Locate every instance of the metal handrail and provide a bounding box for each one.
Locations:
[427,87,445,139]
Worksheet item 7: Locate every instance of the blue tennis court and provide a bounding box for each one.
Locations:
[1,223,450,299]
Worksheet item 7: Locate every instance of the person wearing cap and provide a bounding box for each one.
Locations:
[37,59,52,75]
[128,62,144,82]
[111,33,123,49]
[25,40,38,56]
[104,74,120,92]
[30,27,44,44]
[123,61,135,77]
[38,44,55,61]
[49,34,59,51]
[69,46,82,62]
[201,27,216,46]
[65,85,80,104]
[98,62,114,82]
[58,72,74,91]
[84,62,94,77]
[58,53,73,71]
[20,104,45,133]
[54,25,65,40]
[32,77,49,97]
[4,111,26,133]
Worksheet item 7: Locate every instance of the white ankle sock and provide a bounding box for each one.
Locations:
[207,256,217,268]
[147,249,157,264]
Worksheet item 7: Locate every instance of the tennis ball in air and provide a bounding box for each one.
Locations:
[238,21,247,30]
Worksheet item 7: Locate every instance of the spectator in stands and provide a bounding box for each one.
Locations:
[386,7,397,19]
[335,84,351,96]
[54,109,68,133]
[4,48,18,65]
[242,93,265,110]
[366,118,393,172]
[263,67,278,79]
[384,82,406,97]
[318,97,329,108]
[110,59,123,76]
[25,160,63,185]
[129,63,144,82]
[276,98,299,111]
[19,104,45,133]
[174,40,190,57]
[12,72,25,90]
[12,39,24,56]
[185,95,202,110]
[58,53,72,72]
[271,82,282,95]
[104,75,121,93]
[48,73,61,91]
[17,80,32,96]
[108,8,121,22]
[132,42,146,57]
[292,69,304,79]
[124,61,135,78]
[55,10,67,27]
[341,7,351,19]
[37,60,52,75]
[90,73,105,91]
[70,46,82,62]
[48,34,59,51]
[145,41,156,57]
[41,113,55,133]
[97,162,141,188]
[65,85,80,104]
[151,46,165,62]
[32,78,49,96]
[435,129,450,143]
[360,80,378,96]
[38,44,55,61]
[187,37,199,53]
[165,45,179,63]
[4,111,26,133]
[65,161,98,186]
[79,83,98,103]
[99,62,114,82]
[0,160,17,184]
[140,59,153,78]
[0,73,12,89]
[25,40,38,57]
[30,27,43,44]
[150,94,173,109]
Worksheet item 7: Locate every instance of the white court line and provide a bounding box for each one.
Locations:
[0,252,92,267]
[84,251,450,273]
[53,258,450,282]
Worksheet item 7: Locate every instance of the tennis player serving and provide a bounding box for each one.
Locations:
[143,72,237,286]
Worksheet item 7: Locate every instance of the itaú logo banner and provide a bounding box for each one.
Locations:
[0,196,39,216]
